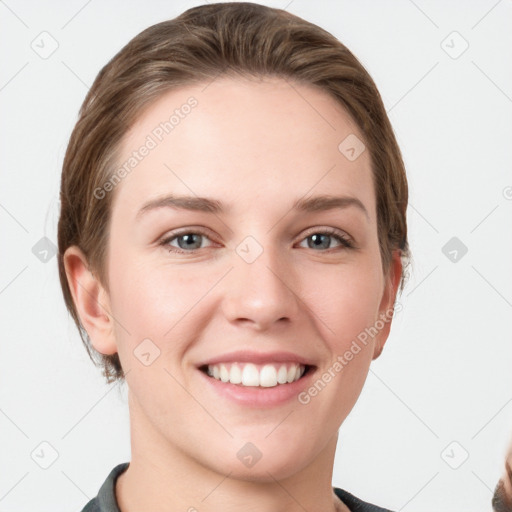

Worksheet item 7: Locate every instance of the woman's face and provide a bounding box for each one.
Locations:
[95,77,401,479]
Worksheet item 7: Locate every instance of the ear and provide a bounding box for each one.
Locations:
[372,249,402,360]
[63,246,118,355]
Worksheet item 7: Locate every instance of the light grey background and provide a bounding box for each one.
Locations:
[1,1,511,511]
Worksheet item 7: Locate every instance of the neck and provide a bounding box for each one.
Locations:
[115,392,350,512]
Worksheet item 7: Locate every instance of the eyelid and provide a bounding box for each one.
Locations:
[300,226,353,241]
[159,227,216,248]
[159,225,355,254]
[298,226,355,249]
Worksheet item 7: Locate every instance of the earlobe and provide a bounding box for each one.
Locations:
[372,249,403,360]
[63,246,118,355]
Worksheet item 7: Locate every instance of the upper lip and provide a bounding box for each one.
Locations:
[197,350,315,367]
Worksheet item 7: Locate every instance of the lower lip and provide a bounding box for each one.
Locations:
[198,367,316,408]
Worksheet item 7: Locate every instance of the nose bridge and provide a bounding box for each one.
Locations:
[222,236,299,329]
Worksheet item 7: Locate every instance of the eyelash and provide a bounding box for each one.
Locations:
[159,227,355,254]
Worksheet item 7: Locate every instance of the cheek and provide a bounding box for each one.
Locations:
[107,252,218,358]
[299,257,383,345]
[112,278,169,321]
[298,257,383,394]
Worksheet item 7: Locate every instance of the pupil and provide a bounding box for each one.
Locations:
[311,234,329,249]
[180,234,200,249]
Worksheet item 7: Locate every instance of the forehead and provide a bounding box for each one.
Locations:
[113,76,375,220]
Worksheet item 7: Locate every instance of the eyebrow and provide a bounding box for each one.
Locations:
[136,194,369,220]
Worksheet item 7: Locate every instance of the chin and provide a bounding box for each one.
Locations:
[202,441,312,483]
[225,459,308,483]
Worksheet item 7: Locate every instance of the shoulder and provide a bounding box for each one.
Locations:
[78,462,130,512]
[80,498,100,512]
[333,487,395,512]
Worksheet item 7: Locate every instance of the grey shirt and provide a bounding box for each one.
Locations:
[81,462,394,512]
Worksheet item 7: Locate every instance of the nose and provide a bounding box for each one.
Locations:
[221,242,300,331]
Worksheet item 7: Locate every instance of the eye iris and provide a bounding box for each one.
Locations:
[170,232,344,252]
[178,233,202,250]
[309,233,330,250]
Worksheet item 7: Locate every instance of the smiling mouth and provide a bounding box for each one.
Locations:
[199,362,314,388]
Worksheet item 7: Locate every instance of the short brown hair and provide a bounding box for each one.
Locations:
[58,2,411,384]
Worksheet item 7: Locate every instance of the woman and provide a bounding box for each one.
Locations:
[58,3,410,511]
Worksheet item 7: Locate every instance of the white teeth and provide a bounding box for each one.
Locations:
[230,364,242,384]
[242,363,260,386]
[205,362,306,387]
[277,365,288,384]
[259,365,277,387]
[219,364,230,382]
